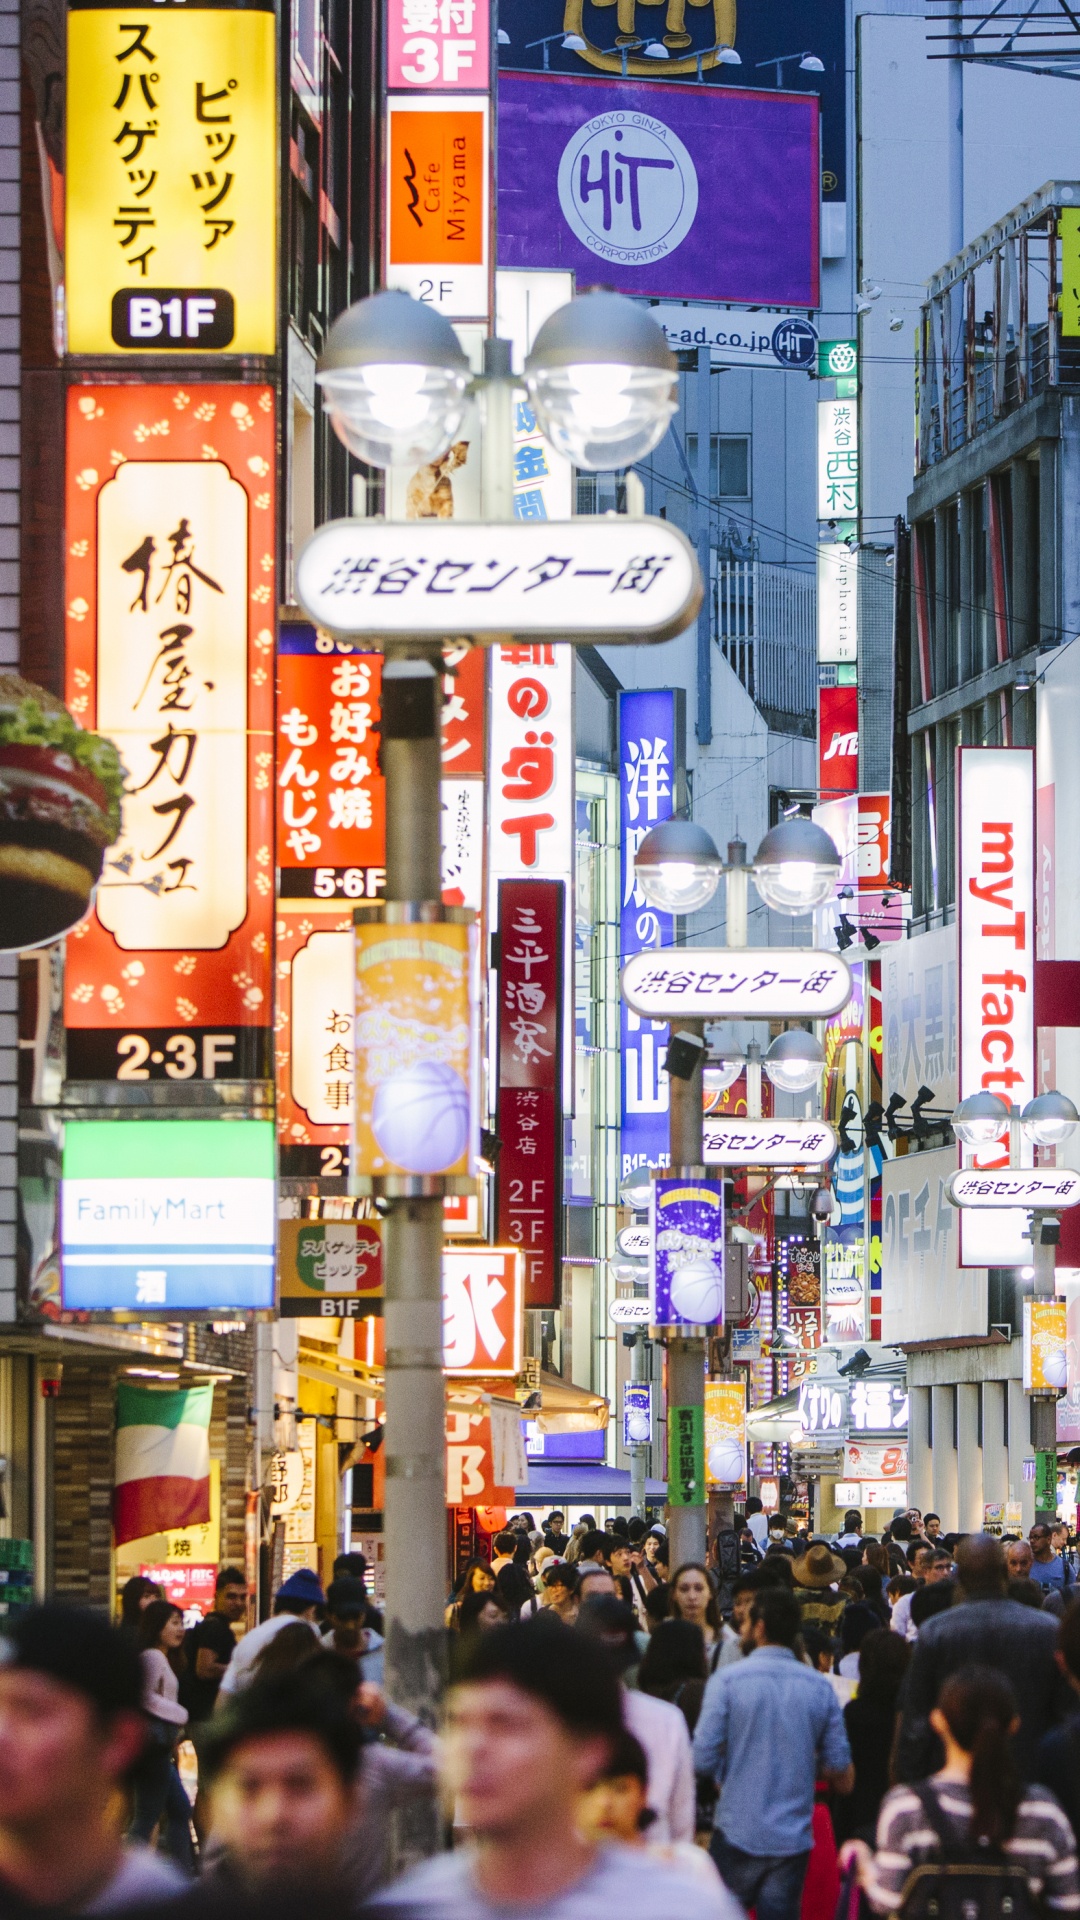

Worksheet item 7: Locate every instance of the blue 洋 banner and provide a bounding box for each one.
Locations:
[619,689,682,1177]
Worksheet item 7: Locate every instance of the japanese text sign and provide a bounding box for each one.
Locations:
[948,1168,1080,1209]
[388,0,491,89]
[1024,1298,1068,1393]
[353,920,478,1179]
[622,949,853,1020]
[819,685,858,797]
[295,519,701,645]
[386,96,490,319]
[277,637,385,897]
[277,1218,383,1319]
[845,1441,908,1480]
[446,1404,514,1507]
[649,1178,725,1330]
[704,1381,745,1488]
[848,1380,909,1433]
[66,5,276,355]
[495,880,564,1309]
[619,689,682,1176]
[702,1119,838,1168]
[817,399,859,518]
[797,1379,848,1438]
[825,1240,866,1342]
[64,384,274,1083]
[443,1248,523,1375]
[498,73,820,310]
[623,1381,652,1449]
[668,1403,704,1507]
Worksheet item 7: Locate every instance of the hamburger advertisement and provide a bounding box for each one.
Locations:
[0,674,123,950]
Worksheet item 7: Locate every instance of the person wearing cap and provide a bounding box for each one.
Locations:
[322,1576,385,1688]
[791,1543,849,1638]
[216,1567,324,1701]
[0,1602,189,1911]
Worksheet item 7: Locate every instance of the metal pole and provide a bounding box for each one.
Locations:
[630,1331,648,1517]
[1030,1206,1060,1522]
[947,0,964,260]
[379,650,448,1777]
[667,1018,707,1565]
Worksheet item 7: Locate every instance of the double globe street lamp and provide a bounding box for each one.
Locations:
[312,284,681,1720]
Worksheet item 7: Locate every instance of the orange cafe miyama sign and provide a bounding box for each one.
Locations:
[63,383,275,1081]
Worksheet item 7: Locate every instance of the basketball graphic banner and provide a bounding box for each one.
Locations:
[649,1177,725,1330]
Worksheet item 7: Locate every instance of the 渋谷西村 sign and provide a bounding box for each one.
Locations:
[621,949,852,1020]
[947,1168,1080,1210]
[702,1119,838,1168]
[295,519,701,645]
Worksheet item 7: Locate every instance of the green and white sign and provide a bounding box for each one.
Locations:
[818,339,858,380]
[668,1403,705,1506]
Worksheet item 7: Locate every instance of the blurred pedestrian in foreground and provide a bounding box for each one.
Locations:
[577,1728,720,1887]
[577,1596,695,1843]
[895,1534,1070,1780]
[693,1586,853,1920]
[842,1666,1079,1913]
[200,1653,362,1906]
[374,1618,738,1920]
[131,1600,194,1870]
[0,1603,188,1911]
[1034,1606,1080,1847]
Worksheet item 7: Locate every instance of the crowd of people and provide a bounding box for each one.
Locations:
[3,1505,1080,1920]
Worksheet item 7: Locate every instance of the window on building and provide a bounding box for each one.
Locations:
[686,434,750,498]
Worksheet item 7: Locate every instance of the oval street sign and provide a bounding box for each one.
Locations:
[616,1225,652,1258]
[703,1118,838,1167]
[295,517,701,645]
[946,1167,1080,1209]
[621,949,852,1021]
[609,1298,652,1325]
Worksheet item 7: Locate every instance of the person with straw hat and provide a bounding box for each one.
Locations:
[791,1543,849,1638]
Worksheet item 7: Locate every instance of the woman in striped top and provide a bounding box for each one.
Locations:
[840,1666,1080,1915]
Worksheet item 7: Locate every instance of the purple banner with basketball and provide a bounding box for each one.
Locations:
[498,73,819,309]
[649,1176,726,1330]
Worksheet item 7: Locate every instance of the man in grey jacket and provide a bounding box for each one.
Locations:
[895,1532,1072,1780]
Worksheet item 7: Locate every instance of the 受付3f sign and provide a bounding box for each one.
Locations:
[958,747,1035,1264]
[958,747,1035,1111]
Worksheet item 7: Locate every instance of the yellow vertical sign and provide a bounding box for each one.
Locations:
[1061,210,1080,338]
[66,7,277,354]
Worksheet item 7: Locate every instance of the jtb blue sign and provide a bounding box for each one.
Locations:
[619,690,683,1175]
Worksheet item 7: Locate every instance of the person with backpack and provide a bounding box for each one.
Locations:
[841,1666,1079,1917]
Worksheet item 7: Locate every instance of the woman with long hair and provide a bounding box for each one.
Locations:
[119,1574,162,1642]
[445,1557,495,1629]
[833,1628,910,1846]
[131,1600,194,1871]
[841,1666,1079,1911]
[668,1562,728,1671]
[455,1584,511,1638]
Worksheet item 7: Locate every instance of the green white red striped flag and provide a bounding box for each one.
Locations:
[114,1383,213,1547]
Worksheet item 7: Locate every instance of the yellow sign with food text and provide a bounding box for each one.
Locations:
[66,6,276,355]
[353,920,477,1179]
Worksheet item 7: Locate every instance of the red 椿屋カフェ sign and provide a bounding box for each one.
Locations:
[64,383,275,1082]
[495,878,563,1308]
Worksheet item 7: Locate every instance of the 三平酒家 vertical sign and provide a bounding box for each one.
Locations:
[65,3,277,354]
[495,878,564,1308]
[63,384,275,1081]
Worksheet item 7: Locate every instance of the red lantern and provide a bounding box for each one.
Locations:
[474,1505,507,1535]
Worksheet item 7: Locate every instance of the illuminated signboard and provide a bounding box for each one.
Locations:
[385,95,490,320]
[65,4,277,355]
[957,746,1035,1266]
[387,0,491,89]
[443,1247,523,1376]
[61,1119,275,1312]
[64,384,275,1082]
[353,919,478,1180]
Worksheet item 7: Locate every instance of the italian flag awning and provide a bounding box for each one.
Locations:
[114,1383,214,1547]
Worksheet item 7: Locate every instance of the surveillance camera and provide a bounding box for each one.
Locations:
[664,1029,707,1082]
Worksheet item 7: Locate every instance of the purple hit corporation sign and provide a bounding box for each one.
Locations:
[498,73,820,309]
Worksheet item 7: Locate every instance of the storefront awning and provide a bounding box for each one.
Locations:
[517,1462,667,1507]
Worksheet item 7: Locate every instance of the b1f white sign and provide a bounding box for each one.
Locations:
[296,518,701,645]
[703,1119,838,1168]
[621,949,852,1020]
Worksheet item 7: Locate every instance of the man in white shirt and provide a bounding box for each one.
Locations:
[745,1498,769,1553]
[217,1566,324,1699]
[375,1618,735,1920]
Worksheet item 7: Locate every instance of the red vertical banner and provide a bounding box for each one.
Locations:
[818,685,859,797]
[495,878,563,1310]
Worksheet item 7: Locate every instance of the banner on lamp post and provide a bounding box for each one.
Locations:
[649,1177,725,1330]
[1023,1298,1068,1393]
[668,1403,704,1507]
[618,689,685,1178]
[705,1381,746,1487]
